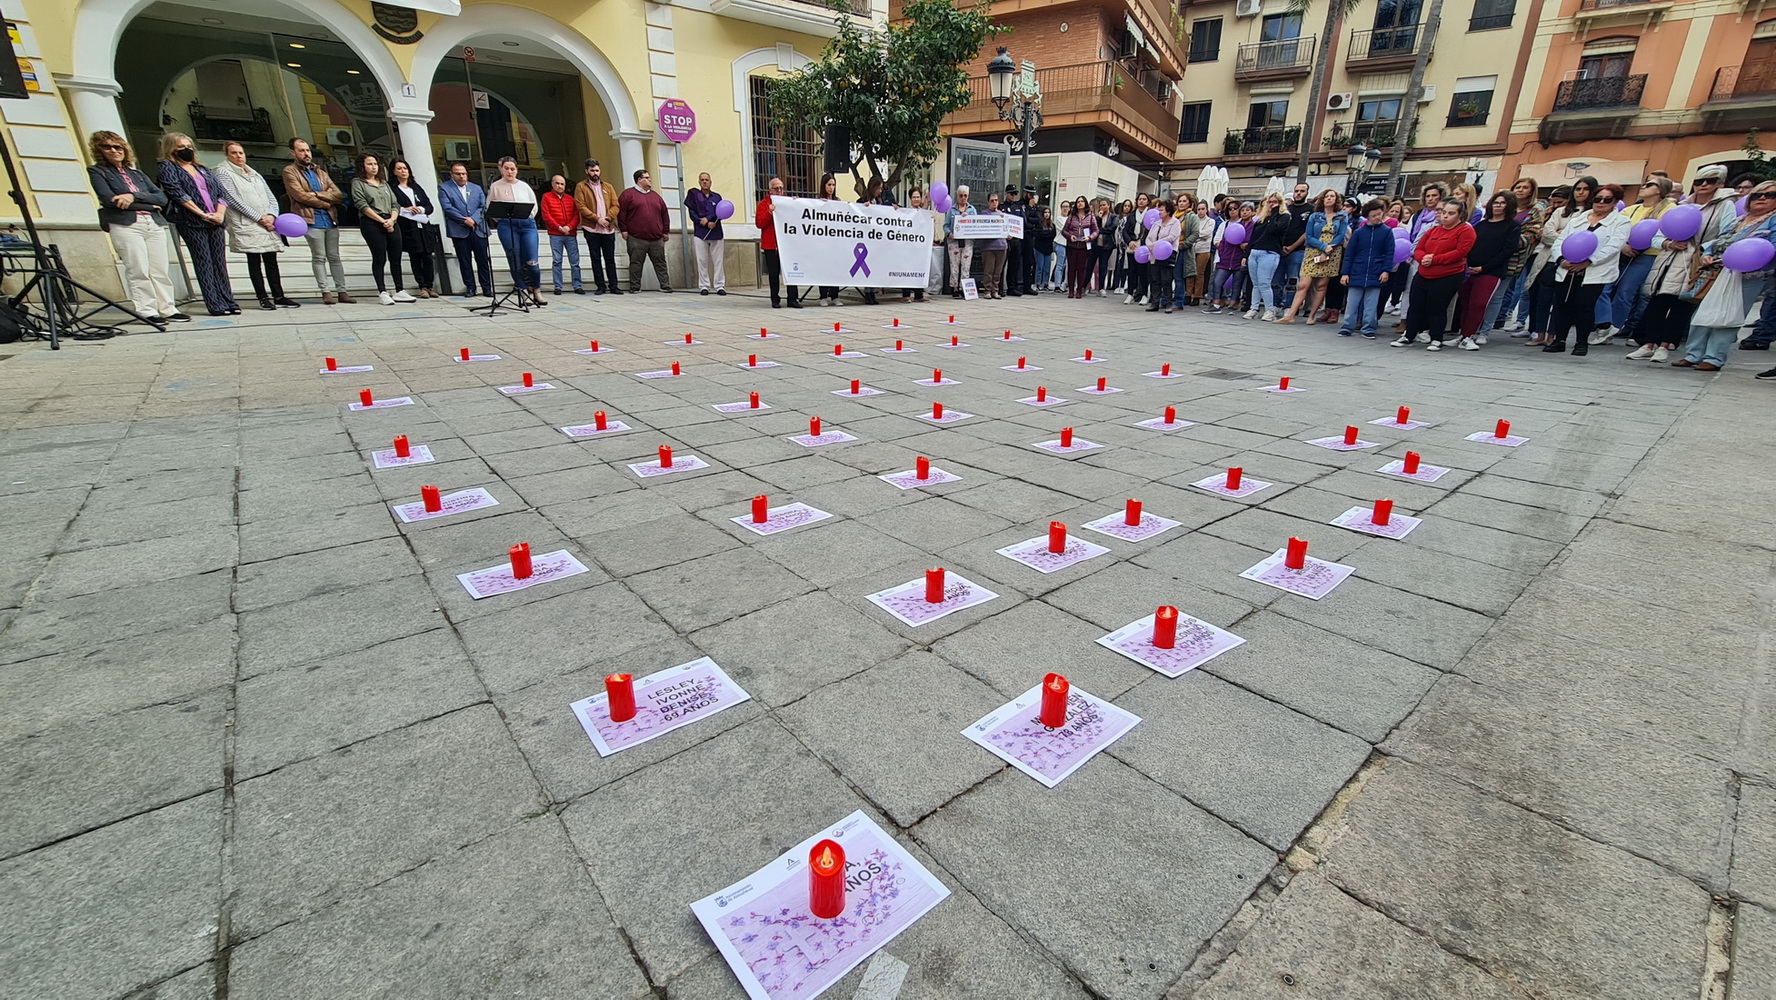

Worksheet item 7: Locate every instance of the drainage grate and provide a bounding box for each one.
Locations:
[1197,368,1256,380]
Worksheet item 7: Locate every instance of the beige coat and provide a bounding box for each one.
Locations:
[213,161,282,254]
[1647,193,1738,298]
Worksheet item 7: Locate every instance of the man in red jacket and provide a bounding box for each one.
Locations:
[756,176,801,308]
[540,174,583,294]
[618,169,673,292]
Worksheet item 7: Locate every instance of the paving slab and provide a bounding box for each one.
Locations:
[0,618,235,741]
[689,589,910,707]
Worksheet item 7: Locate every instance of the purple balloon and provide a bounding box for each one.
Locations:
[273,212,308,238]
[1561,230,1598,262]
[1133,245,1152,264]
[930,181,949,204]
[1223,222,1248,244]
[1628,218,1660,252]
[1658,204,1703,242]
[1393,239,1413,266]
[933,194,952,214]
[715,199,735,220]
[1737,195,1750,218]
[1722,237,1776,273]
[1152,240,1174,261]
[1142,208,1161,227]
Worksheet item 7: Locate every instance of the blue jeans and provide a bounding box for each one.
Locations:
[1051,245,1066,286]
[1248,250,1281,312]
[1486,269,1527,329]
[1173,260,1191,308]
[549,233,582,290]
[1682,275,1767,365]
[496,217,540,291]
[1340,285,1383,335]
[1748,280,1776,347]
[1035,251,1053,288]
[1609,251,1656,331]
[1274,248,1303,304]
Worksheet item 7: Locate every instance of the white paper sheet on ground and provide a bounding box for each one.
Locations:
[347,397,414,410]
[999,363,1044,371]
[1369,416,1433,430]
[452,354,502,362]
[831,350,867,359]
[1304,435,1379,451]
[788,430,859,448]
[1032,437,1103,454]
[714,401,773,413]
[736,361,783,369]
[571,346,615,354]
[371,445,436,468]
[1069,355,1104,363]
[561,420,634,437]
[964,684,1141,788]
[996,333,1026,342]
[1135,415,1196,431]
[1082,509,1182,542]
[1141,369,1184,379]
[730,502,835,536]
[636,369,683,379]
[320,365,374,374]
[940,317,966,325]
[917,410,974,424]
[934,341,971,349]
[456,548,590,599]
[866,571,996,625]
[753,332,782,339]
[880,345,918,352]
[571,657,751,757]
[996,534,1109,573]
[911,377,961,387]
[1239,550,1355,600]
[1258,384,1304,393]
[390,486,499,523]
[1076,385,1124,395]
[1016,395,1068,407]
[498,382,557,395]
[1376,459,1452,482]
[876,467,961,490]
[665,338,704,345]
[831,385,886,397]
[1330,505,1424,540]
[628,455,712,478]
[690,810,950,1000]
[1097,613,1246,678]
[1466,431,1529,447]
[1190,474,1273,498]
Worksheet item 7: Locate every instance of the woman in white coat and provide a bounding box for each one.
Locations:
[212,140,298,311]
[1543,183,1631,356]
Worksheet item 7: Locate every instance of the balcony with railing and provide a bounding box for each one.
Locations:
[1551,73,1646,111]
[1571,0,1672,34]
[945,60,1182,161]
[1234,36,1316,80]
[1346,24,1430,70]
[1708,63,1776,103]
[1222,124,1301,157]
[713,0,870,36]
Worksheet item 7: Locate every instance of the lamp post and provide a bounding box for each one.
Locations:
[1344,142,1381,196]
[987,46,1042,192]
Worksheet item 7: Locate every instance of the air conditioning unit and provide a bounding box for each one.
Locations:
[1235,0,1263,18]
[1417,84,1436,102]
[1326,92,1353,111]
[327,127,356,147]
[445,139,473,161]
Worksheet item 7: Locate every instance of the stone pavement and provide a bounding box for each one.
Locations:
[0,287,1771,999]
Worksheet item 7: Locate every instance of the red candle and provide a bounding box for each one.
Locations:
[1096,377,1107,392]
[1083,349,1093,360]
[1036,386,1047,402]
[523,372,535,387]
[1164,406,1177,425]
[850,379,861,394]
[752,494,768,523]
[671,361,681,376]
[893,318,901,328]
[1125,499,1143,526]
[1017,356,1026,368]
[834,343,843,356]
[834,322,842,333]
[1048,521,1067,553]
[590,339,600,352]
[358,389,374,407]
[948,315,955,323]
[749,391,760,409]
[1040,673,1069,728]
[1152,605,1178,649]
[1403,451,1422,474]
[748,354,758,367]
[1285,536,1308,570]
[810,416,822,436]
[1226,467,1243,490]
[421,485,441,512]
[1162,363,1172,376]
[950,335,959,346]
[605,673,636,722]
[808,839,847,919]
[1495,419,1511,439]
[932,368,942,383]
[658,445,674,468]
[925,567,945,603]
[393,435,411,458]
[895,339,904,351]
[324,357,338,371]
[1397,406,1411,425]
[1371,498,1394,525]
[684,332,694,344]
[1060,427,1074,448]
[932,401,944,420]
[915,456,930,480]
[1343,425,1359,446]
[594,410,608,431]
[460,348,470,361]
[1279,376,1291,390]
[760,327,768,338]
[509,542,532,579]
[1004,330,1013,340]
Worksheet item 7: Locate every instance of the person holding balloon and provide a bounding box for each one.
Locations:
[1122,193,1154,306]
[1541,183,1631,356]
[1206,204,1251,314]
[1671,181,1776,371]
[212,141,297,312]
[1522,185,1576,346]
[1141,199,1183,314]
[1629,166,1738,362]
[685,172,728,296]
[1601,177,1675,344]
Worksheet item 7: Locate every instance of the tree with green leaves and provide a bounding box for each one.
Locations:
[1291,0,1363,185]
[1744,129,1773,182]
[769,0,1000,197]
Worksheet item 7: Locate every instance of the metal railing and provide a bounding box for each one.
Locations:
[1347,24,1427,62]
[1577,0,1657,10]
[1468,11,1514,30]
[779,0,872,15]
[949,60,1180,151]
[1552,73,1647,110]
[1345,119,1404,145]
[1223,124,1301,156]
[1234,36,1316,77]
[1710,63,1776,102]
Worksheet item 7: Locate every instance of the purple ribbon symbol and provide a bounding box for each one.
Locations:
[849,242,871,278]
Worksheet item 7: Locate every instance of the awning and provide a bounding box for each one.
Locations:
[1515,158,1649,188]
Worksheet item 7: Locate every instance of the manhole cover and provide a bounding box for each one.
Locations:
[1197,368,1256,380]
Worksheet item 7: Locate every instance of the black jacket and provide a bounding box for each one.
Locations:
[88,164,169,228]
[391,182,436,231]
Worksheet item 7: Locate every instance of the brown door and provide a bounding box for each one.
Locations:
[1740,34,1776,96]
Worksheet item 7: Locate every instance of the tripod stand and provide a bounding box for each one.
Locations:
[471,204,534,319]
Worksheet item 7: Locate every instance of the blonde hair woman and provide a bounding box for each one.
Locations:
[1244,193,1291,320]
[156,132,239,314]
[86,131,185,325]
[211,140,296,311]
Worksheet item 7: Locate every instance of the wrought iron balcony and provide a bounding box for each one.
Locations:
[1577,0,1656,10]
[186,102,276,145]
[1233,36,1316,79]
[1551,73,1646,111]
[1223,124,1301,157]
[1346,24,1428,65]
[1468,11,1514,30]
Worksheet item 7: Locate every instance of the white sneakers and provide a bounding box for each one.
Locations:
[377,291,394,305]
[1588,326,1617,345]
[1415,332,1431,344]
[1123,294,1134,305]
[1652,347,1670,362]
[1426,341,1443,352]
[1474,334,1489,346]
[1244,309,1260,320]
[1391,335,1413,348]
[1261,310,1278,322]
[391,290,416,303]
[1502,319,1524,332]
[1626,344,1655,360]
[1457,337,1479,351]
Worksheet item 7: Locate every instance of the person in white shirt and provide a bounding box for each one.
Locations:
[487,156,543,306]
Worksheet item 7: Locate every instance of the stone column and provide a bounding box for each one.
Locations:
[56,75,126,140]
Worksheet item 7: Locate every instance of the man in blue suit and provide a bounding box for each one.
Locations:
[438,162,493,297]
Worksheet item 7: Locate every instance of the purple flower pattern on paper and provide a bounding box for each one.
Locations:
[1332,507,1416,539]
[1110,621,1237,678]
[874,580,983,625]
[1305,436,1378,451]
[1192,476,1272,498]
[1251,558,1347,599]
[371,446,434,468]
[1466,432,1528,448]
[1083,513,1178,542]
[347,397,413,411]
[393,489,497,522]
[1001,537,1104,572]
[460,551,586,597]
[738,504,830,536]
[1033,439,1100,454]
[715,401,773,413]
[1369,417,1430,430]
[879,468,960,489]
[499,383,555,395]
[921,411,972,423]
[630,456,710,478]
[831,386,885,397]
[789,431,858,447]
[561,421,633,437]
[982,693,1114,779]
[1135,416,1195,430]
[1377,460,1450,483]
[585,671,727,752]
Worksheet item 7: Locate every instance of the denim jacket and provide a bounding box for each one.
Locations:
[1305,211,1350,253]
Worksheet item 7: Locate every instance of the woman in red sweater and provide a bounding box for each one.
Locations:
[1392,202,1476,351]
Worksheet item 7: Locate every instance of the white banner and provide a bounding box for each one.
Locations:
[773,196,934,288]
[951,214,1024,240]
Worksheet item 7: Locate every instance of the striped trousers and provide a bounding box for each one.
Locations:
[176,223,238,313]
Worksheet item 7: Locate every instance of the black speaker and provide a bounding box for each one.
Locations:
[822,123,850,176]
[0,26,31,101]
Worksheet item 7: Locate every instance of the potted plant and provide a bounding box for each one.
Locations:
[1224,132,1245,155]
[1323,133,1354,150]
[1455,98,1481,119]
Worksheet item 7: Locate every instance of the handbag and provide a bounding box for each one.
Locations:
[1679,263,1720,304]
[1691,268,1747,328]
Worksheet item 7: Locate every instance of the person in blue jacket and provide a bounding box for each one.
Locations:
[1338,199,1397,339]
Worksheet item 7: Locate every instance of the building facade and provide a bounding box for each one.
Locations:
[0,0,879,301]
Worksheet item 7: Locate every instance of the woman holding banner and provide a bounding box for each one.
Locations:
[946,185,976,299]
[815,173,843,306]
[978,192,1008,299]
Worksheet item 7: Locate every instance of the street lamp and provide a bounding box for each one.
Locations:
[1344,142,1381,195]
[986,46,1042,193]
